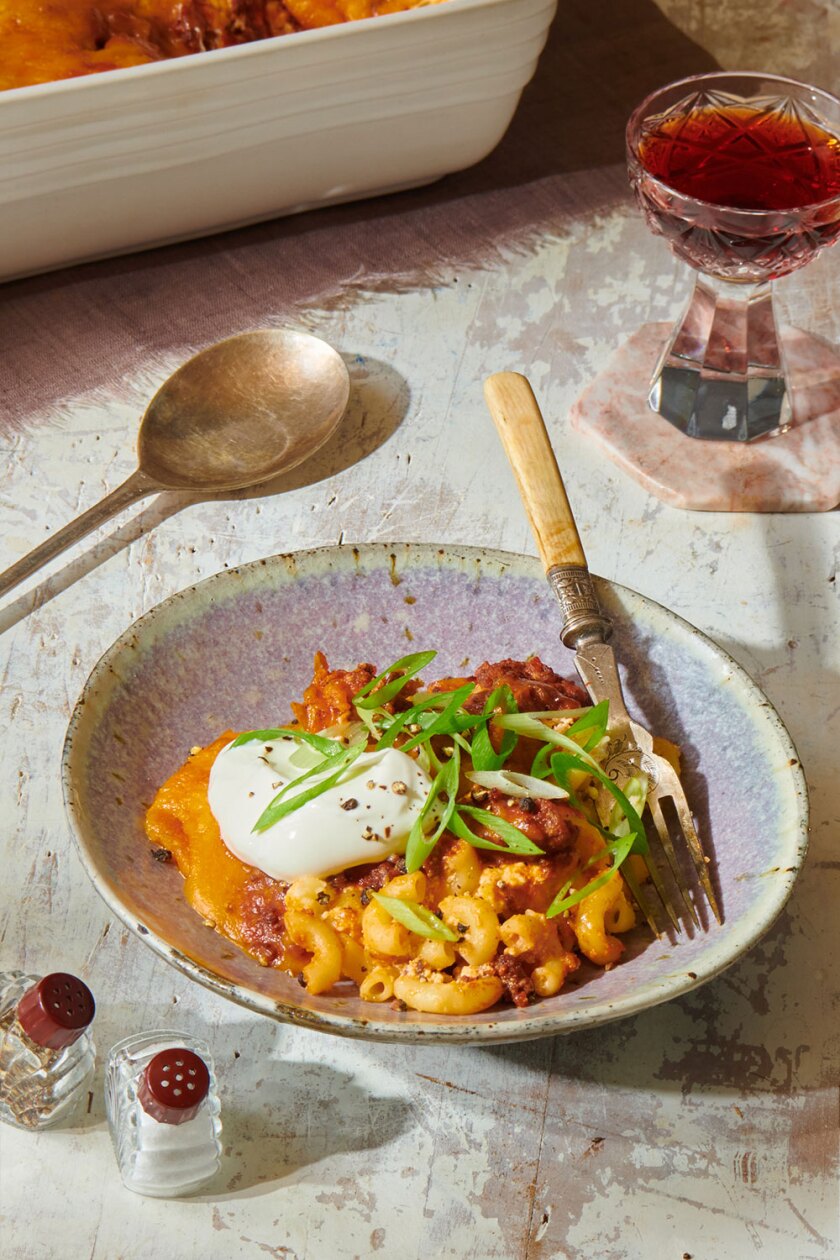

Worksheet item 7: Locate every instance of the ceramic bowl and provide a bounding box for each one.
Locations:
[63,543,808,1043]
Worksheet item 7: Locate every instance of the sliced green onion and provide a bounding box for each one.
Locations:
[553,877,574,905]
[583,834,635,869]
[470,684,519,772]
[399,685,476,753]
[288,743,327,771]
[231,727,340,754]
[550,751,648,856]
[285,721,366,770]
[352,651,437,711]
[605,774,648,837]
[410,690,477,709]
[465,770,568,800]
[449,810,526,854]
[566,700,610,752]
[456,805,545,855]
[545,833,635,917]
[533,745,587,808]
[496,707,593,722]
[371,893,459,942]
[415,740,436,777]
[252,743,365,832]
[494,714,600,767]
[355,704,385,740]
[375,684,477,752]
[405,746,460,872]
[529,744,553,780]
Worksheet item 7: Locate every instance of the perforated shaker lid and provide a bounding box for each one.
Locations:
[138,1048,211,1125]
[17,973,95,1050]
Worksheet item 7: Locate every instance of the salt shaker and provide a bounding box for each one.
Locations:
[0,969,96,1131]
[106,1030,222,1197]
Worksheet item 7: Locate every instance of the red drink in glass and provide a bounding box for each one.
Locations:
[627,74,840,440]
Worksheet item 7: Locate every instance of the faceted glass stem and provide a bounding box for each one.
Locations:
[648,275,793,441]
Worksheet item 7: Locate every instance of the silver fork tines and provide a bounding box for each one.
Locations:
[635,740,721,933]
[575,641,721,937]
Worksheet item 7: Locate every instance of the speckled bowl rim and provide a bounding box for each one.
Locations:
[62,542,809,1043]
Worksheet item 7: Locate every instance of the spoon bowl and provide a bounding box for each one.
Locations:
[138,330,350,491]
[0,329,350,599]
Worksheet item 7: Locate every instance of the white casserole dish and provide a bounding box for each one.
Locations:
[0,0,557,281]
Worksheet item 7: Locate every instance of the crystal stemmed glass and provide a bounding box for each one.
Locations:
[627,72,840,442]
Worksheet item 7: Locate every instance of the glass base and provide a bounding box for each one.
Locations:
[650,368,790,441]
[570,321,840,512]
[649,275,793,442]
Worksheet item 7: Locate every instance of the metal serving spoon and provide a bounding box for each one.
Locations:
[0,329,351,600]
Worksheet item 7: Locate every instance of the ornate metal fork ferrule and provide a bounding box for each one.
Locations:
[546,564,613,648]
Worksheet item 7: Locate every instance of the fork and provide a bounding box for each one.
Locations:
[483,371,721,934]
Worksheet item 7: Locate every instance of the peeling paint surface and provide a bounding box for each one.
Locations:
[1,1,839,1256]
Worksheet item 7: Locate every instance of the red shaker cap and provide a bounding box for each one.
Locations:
[17,973,96,1050]
[138,1048,211,1125]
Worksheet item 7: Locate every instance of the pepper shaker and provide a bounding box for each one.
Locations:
[106,1030,222,1197]
[0,970,96,1131]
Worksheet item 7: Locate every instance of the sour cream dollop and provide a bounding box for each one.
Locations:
[207,737,433,881]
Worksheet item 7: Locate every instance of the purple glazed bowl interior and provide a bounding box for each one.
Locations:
[62,543,808,1043]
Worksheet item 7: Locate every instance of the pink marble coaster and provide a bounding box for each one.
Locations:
[570,322,840,512]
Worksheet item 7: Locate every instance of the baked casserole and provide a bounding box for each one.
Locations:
[0,0,443,90]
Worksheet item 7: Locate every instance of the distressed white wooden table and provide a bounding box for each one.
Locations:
[1,3,838,1257]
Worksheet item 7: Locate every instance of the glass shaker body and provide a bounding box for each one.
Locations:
[106,1030,222,1197]
[0,970,96,1131]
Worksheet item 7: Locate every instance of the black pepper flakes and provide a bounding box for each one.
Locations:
[152,847,173,863]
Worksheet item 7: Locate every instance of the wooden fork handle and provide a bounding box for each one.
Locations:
[484,371,612,647]
[483,372,586,571]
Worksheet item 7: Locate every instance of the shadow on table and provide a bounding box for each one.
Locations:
[0,0,718,426]
[207,1058,415,1200]
[0,355,408,635]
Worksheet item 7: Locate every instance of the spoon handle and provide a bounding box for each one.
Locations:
[483,372,587,570]
[0,468,157,600]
